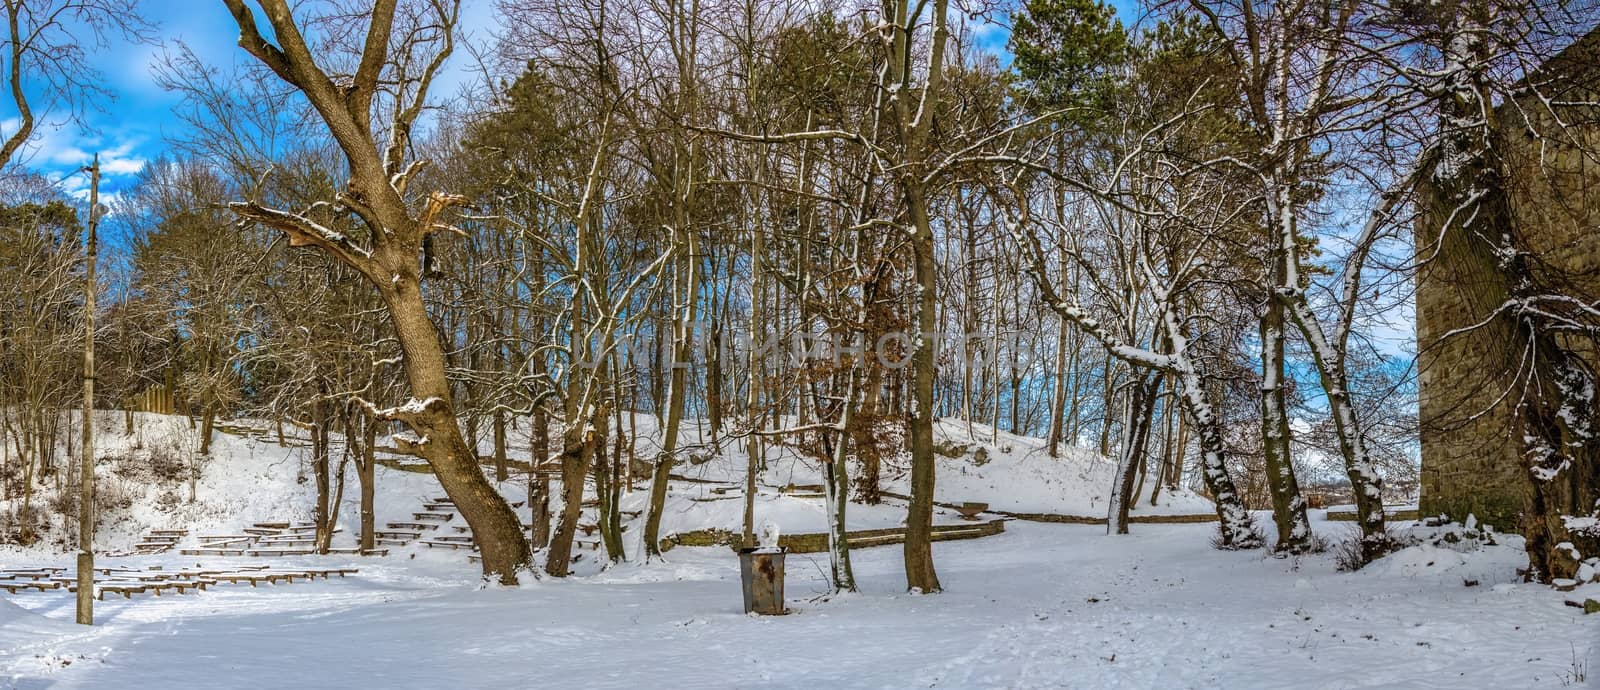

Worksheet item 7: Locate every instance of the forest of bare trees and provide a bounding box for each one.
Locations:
[1,0,1597,593]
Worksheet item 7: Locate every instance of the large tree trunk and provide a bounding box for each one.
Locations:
[358,414,376,553]
[642,234,699,561]
[546,405,608,577]
[311,401,332,554]
[903,181,942,594]
[1109,372,1160,535]
[381,284,531,583]
[1260,284,1313,553]
[493,410,508,483]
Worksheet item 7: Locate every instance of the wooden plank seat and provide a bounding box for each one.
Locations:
[141,534,184,542]
[243,528,284,536]
[195,537,254,547]
[429,535,474,543]
[210,572,288,586]
[255,537,315,545]
[198,534,253,541]
[245,548,315,557]
[419,540,476,550]
[412,512,452,522]
[359,548,389,557]
[451,526,472,534]
[374,538,411,547]
[4,569,60,580]
[422,502,454,512]
[429,496,452,504]
[181,548,247,556]
[284,525,338,534]
[252,522,290,529]
[1,580,61,593]
[386,522,440,531]
[149,528,189,535]
[376,531,420,539]
[575,539,601,551]
[93,582,148,600]
[132,542,177,550]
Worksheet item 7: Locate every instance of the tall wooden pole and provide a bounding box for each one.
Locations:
[76,154,100,626]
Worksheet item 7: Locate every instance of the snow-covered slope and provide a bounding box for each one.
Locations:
[1,411,1214,561]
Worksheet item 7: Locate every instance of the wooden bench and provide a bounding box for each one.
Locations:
[422,502,454,512]
[386,522,440,531]
[245,548,315,557]
[211,572,286,586]
[252,522,290,529]
[79,581,148,599]
[255,537,316,545]
[419,540,476,550]
[376,530,421,539]
[1,580,61,593]
[412,512,452,522]
[181,548,247,556]
[195,537,254,548]
[149,529,189,537]
[244,528,284,536]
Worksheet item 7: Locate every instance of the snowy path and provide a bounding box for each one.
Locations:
[3,520,1595,689]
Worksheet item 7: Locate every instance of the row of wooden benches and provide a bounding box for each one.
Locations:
[0,565,358,599]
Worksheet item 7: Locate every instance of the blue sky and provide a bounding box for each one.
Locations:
[0,0,498,205]
[2,0,1141,205]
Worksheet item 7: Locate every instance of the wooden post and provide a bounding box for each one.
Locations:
[76,155,100,626]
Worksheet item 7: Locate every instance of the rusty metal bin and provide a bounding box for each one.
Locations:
[737,547,788,615]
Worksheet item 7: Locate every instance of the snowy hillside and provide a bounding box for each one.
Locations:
[1,412,1214,563]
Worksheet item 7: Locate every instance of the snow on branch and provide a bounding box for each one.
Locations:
[229,200,372,269]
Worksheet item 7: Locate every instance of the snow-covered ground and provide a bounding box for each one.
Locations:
[2,413,1595,688]
[2,518,1595,688]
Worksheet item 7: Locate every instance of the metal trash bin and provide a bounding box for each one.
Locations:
[737,547,788,615]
